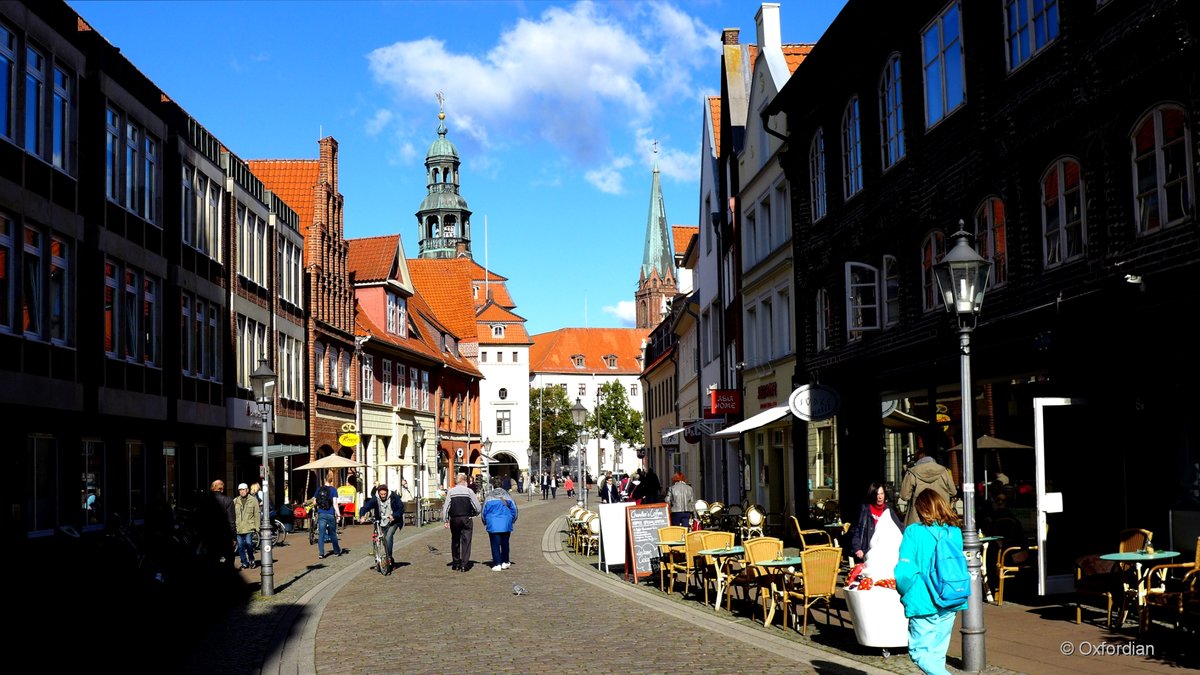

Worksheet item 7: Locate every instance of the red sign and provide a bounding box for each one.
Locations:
[710,389,741,414]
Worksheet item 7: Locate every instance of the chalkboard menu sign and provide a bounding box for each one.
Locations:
[625,503,670,581]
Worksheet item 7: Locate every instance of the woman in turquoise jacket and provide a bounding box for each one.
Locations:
[895,489,968,675]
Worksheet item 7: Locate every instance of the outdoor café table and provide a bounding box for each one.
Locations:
[978,535,1004,603]
[754,556,804,627]
[1099,550,1179,623]
[697,545,745,610]
[824,523,847,549]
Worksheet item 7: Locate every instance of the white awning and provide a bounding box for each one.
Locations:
[710,406,792,439]
[661,427,686,439]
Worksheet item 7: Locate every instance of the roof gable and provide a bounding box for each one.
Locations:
[246,160,319,231]
[529,327,649,375]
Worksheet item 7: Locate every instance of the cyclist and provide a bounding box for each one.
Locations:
[359,484,404,574]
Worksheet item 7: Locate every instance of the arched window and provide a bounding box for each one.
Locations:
[842,97,863,198]
[809,129,827,222]
[431,168,440,184]
[879,54,905,170]
[1131,104,1194,233]
[1041,158,1085,267]
[973,197,1008,287]
[921,231,946,312]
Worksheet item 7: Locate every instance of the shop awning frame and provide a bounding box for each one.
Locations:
[710,406,792,439]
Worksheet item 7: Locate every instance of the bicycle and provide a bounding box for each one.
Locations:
[361,515,392,576]
[249,517,287,550]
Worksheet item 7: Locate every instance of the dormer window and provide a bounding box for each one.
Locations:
[572,354,585,369]
[604,354,618,369]
[386,293,407,338]
[492,324,504,338]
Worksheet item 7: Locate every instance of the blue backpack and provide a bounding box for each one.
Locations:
[925,527,971,609]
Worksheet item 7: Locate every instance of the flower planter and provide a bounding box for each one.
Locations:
[844,586,909,648]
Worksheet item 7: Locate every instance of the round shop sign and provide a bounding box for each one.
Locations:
[338,432,360,448]
[788,384,841,422]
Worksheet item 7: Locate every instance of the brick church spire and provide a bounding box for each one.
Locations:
[635,143,677,329]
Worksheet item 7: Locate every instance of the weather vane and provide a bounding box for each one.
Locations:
[652,139,659,155]
[436,90,445,119]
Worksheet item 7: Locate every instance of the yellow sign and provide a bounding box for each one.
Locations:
[338,432,360,448]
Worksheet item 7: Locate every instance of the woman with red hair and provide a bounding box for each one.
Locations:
[667,472,694,527]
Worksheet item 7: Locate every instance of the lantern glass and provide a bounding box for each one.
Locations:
[934,230,993,321]
[250,358,276,405]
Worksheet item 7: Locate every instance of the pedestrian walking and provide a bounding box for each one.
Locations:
[541,471,551,500]
[564,475,575,498]
[205,479,236,568]
[359,484,404,574]
[234,483,260,569]
[667,473,694,527]
[852,482,905,562]
[501,474,512,492]
[482,477,518,571]
[895,490,968,675]
[550,473,558,499]
[314,477,344,560]
[443,473,481,571]
[899,448,957,526]
[598,475,621,503]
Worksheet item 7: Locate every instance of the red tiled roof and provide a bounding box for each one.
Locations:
[355,294,483,378]
[482,282,515,309]
[529,328,649,375]
[407,259,479,340]
[483,323,532,346]
[246,160,319,230]
[782,44,815,74]
[347,235,398,283]
[708,97,722,158]
[672,226,698,257]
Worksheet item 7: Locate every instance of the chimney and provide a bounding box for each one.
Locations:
[756,3,781,51]
[319,136,338,191]
[722,28,739,45]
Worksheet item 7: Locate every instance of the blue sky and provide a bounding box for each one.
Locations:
[70,0,843,335]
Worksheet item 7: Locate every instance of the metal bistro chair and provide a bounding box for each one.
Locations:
[740,505,766,541]
[705,501,726,530]
[580,515,601,557]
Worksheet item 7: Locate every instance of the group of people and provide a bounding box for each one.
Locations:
[202,479,266,571]
[443,473,519,572]
[596,468,663,505]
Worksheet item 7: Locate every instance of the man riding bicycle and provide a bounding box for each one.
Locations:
[358,484,404,574]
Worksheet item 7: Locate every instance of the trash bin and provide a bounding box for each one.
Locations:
[844,586,909,648]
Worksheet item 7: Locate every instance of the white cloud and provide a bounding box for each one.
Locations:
[603,300,636,325]
[585,155,633,194]
[365,109,393,136]
[634,129,697,183]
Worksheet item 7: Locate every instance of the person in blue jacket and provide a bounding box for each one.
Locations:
[481,478,518,571]
[895,489,968,675]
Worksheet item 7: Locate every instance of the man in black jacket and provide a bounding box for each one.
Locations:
[442,474,481,571]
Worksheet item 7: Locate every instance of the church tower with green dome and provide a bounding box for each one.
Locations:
[417,96,473,259]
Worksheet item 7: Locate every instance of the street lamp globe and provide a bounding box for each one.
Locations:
[413,420,426,449]
[579,429,590,445]
[934,226,993,327]
[250,358,277,406]
[570,397,588,427]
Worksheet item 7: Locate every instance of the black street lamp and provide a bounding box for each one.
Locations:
[250,357,277,596]
[933,225,993,673]
[413,421,426,527]
[571,398,589,507]
[526,447,534,502]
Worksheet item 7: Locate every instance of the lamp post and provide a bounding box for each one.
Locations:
[250,358,277,597]
[413,421,426,528]
[481,437,492,490]
[571,398,588,508]
[526,447,534,502]
[933,225,993,673]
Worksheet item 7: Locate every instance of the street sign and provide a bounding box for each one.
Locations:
[788,384,841,422]
[338,432,360,447]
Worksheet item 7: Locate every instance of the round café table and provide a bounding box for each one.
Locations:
[754,556,804,627]
[697,546,745,610]
[1100,550,1179,625]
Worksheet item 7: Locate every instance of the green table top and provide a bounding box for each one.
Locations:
[755,556,803,567]
[698,546,745,556]
[1100,551,1179,562]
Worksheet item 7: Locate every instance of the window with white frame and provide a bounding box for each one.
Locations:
[760,297,774,360]
[743,209,757,268]
[105,104,159,223]
[386,292,406,334]
[0,215,12,331]
[52,64,72,171]
[572,355,585,369]
[845,262,880,341]
[1132,104,1194,233]
[880,54,905,169]
[578,383,586,397]
[815,288,831,352]
[361,354,373,403]
[809,129,827,222]
[396,362,407,407]
[342,354,351,396]
[409,367,418,408]
[420,370,430,410]
[276,333,302,401]
[101,258,160,365]
[315,342,325,388]
[772,183,789,246]
[630,383,638,397]
[492,324,504,338]
[777,287,792,355]
[237,203,269,288]
[1004,0,1059,71]
[605,355,617,369]
[922,2,965,127]
[182,162,222,261]
[496,350,503,363]
[497,410,511,435]
[278,235,302,306]
[512,351,518,362]
[236,315,268,389]
[883,255,900,327]
[921,232,946,311]
[480,351,487,363]
[24,46,43,158]
[0,24,14,141]
[973,197,1008,287]
[745,305,757,364]
[22,225,42,338]
[842,97,863,198]
[1041,158,1086,267]
[382,359,392,404]
[330,348,339,392]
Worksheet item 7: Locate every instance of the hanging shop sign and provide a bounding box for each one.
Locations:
[788,384,841,422]
[710,389,741,415]
[338,432,360,448]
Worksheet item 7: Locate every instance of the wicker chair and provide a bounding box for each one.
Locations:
[726,536,783,618]
[1118,528,1153,553]
[669,529,710,597]
[996,543,1039,605]
[798,528,834,550]
[777,546,842,635]
[699,530,736,608]
[1073,554,1119,626]
[657,525,687,592]
[1140,538,1200,633]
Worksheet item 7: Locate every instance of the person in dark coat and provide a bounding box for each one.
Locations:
[851,482,905,562]
[205,479,236,568]
[598,475,622,503]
